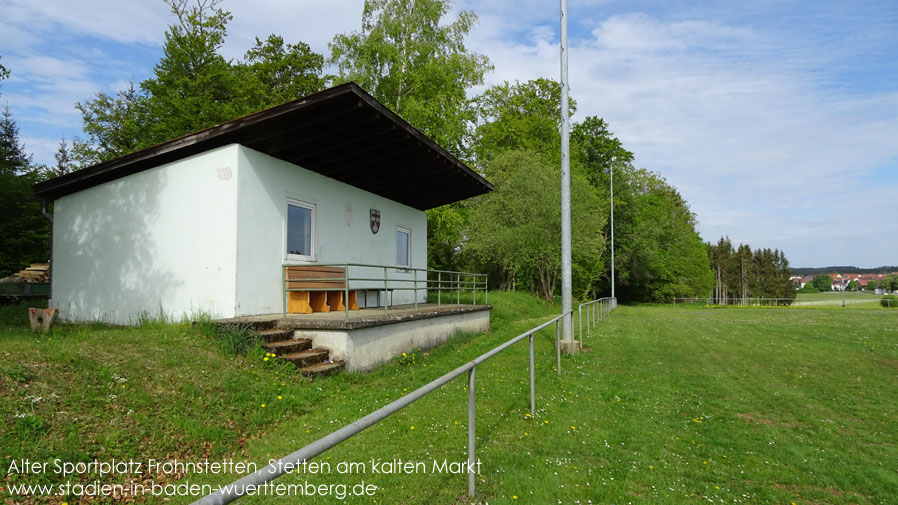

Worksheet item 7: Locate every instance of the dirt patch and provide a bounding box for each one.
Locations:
[875,357,898,369]
[737,412,803,428]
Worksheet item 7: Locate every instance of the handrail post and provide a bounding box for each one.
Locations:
[414,269,419,313]
[344,263,350,321]
[457,273,461,305]
[438,271,442,307]
[529,333,535,416]
[383,266,388,316]
[282,266,287,319]
[467,367,476,497]
[484,276,488,305]
[555,319,561,376]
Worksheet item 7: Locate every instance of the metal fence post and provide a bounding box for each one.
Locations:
[282,266,287,319]
[578,305,582,343]
[467,366,476,497]
[438,271,442,307]
[529,333,535,416]
[457,272,461,305]
[344,264,350,321]
[414,269,419,313]
[555,319,561,376]
[471,274,476,305]
[383,266,388,316]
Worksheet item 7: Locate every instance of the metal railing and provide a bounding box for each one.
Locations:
[191,310,571,504]
[577,297,617,343]
[282,263,488,319]
[674,296,891,309]
[673,297,795,307]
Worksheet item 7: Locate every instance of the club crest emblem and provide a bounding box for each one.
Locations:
[370,209,381,234]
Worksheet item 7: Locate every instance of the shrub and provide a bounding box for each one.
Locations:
[881,295,898,308]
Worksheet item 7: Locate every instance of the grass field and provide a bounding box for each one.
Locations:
[794,292,885,308]
[2,295,897,504]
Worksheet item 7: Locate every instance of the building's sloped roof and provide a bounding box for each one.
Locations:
[32,82,493,210]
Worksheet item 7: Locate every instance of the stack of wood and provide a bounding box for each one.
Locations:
[1,263,50,283]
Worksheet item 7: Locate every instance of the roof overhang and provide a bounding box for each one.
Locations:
[32,82,492,210]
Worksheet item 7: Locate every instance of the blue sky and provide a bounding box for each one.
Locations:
[2,0,897,268]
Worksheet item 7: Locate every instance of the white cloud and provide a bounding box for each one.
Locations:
[463,8,898,266]
[4,1,897,265]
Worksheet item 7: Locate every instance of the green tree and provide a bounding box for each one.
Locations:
[74,81,148,165]
[473,78,574,164]
[846,279,860,291]
[330,0,491,156]
[571,116,633,188]
[0,101,50,275]
[879,274,898,292]
[465,150,605,300]
[140,0,249,145]
[75,0,326,165]
[799,283,819,294]
[812,274,833,292]
[240,34,327,106]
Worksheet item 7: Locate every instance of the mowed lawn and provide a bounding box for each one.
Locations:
[794,292,884,308]
[2,297,897,504]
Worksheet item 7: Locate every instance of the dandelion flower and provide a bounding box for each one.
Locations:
[648,465,653,469]
[410,426,415,430]
[571,426,576,430]
[263,357,269,362]
[261,403,266,408]
[544,420,549,424]
[278,395,282,400]
[513,496,518,500]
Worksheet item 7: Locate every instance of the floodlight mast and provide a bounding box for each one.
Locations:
[559,0,575,353]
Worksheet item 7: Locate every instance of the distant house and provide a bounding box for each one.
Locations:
[32,83,493,324]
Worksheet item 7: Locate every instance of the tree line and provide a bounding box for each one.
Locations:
[4,0,801,304]
[706,237,796,302]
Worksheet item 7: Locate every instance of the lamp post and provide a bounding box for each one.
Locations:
[610,156,615,306]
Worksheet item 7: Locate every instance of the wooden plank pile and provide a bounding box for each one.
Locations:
[1,263,50,283]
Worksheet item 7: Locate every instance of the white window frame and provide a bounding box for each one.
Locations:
[396,226,411,268]
[285,199,316,262]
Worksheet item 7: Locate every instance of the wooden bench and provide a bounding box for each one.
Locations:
[285,266,360,314]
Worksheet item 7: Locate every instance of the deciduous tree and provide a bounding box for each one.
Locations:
[330,0,491,156]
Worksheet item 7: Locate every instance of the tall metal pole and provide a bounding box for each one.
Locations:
[610,157,615,304]
[559,0,574,352]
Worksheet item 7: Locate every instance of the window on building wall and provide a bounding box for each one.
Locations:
[397,227,410,267]
[286,200,314,261]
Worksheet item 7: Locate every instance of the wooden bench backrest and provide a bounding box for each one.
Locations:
[286,266,346,289]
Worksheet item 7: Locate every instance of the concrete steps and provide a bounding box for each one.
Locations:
[215,321,343,378]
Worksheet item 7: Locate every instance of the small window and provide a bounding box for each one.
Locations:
[397,227,410,267]
[287,200,314,261]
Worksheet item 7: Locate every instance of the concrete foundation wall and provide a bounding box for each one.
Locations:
[234,146,428,316]
[297,310,490,372]
[51,145,240,323]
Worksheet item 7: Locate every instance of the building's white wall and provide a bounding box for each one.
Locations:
[234,145,427,316]
[51,145,240,323]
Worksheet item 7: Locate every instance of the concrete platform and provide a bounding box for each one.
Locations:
[218,304,492,372]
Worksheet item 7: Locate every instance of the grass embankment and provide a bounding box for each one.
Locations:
[2,296,898,504]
